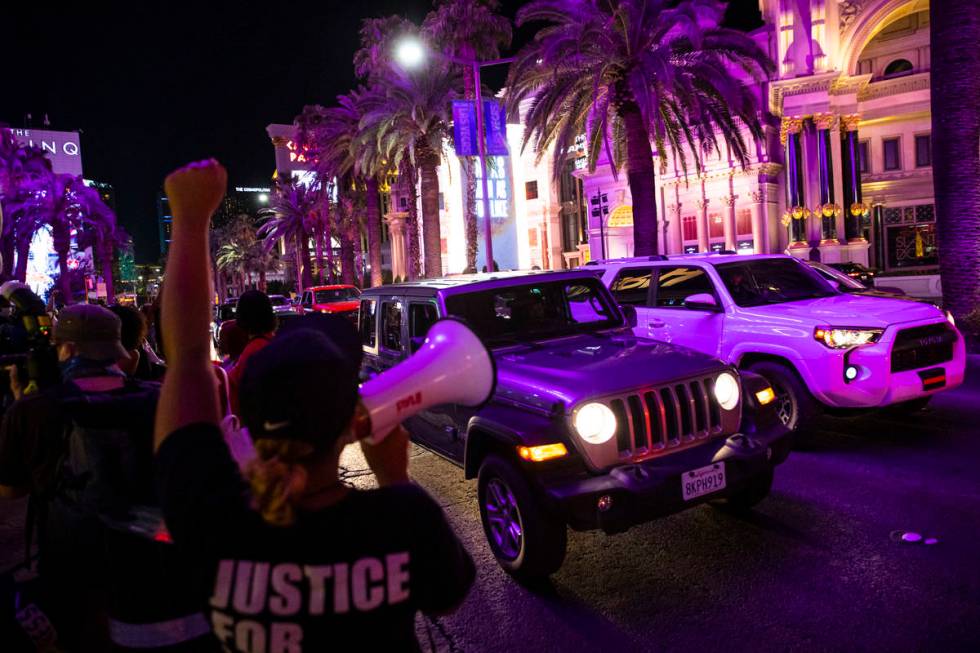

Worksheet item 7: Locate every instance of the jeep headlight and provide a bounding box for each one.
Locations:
[813,327,883,348]
[713,372,740,411]
[573,402,617,444]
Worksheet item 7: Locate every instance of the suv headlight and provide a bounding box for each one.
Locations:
[713,372,740,410]
[944,310,956,327]
[813,327,883,348]
[573,402,617,444]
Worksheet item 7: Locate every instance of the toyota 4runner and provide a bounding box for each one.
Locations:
[587,254,966,430]
[359,271,790,580]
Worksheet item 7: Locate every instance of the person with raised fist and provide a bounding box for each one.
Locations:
[153,160,474,652]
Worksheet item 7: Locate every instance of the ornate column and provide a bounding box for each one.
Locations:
[813,113,841,244]
[696,198,710,253]
[840,113,867,243]
[780,116,808,249]
[721,194,738,251]
[750,190,766,254]
[385,212,408,281]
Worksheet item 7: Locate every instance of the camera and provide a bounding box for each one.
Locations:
[0,285,60,402]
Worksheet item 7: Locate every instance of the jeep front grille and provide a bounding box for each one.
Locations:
[608,377,726,461]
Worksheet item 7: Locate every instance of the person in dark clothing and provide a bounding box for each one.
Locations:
[154,159,475,653]
[0,304,213,651]
[226,290,276,414]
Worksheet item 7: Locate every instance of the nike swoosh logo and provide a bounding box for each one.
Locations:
[263,419,291,432]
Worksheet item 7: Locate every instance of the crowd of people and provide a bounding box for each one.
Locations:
[0,159,475,652]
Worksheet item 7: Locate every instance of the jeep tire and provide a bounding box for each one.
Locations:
[478,455,567,581]
[747,361,819,432]
[712,467,773,514]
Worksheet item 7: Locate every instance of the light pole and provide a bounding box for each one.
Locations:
[395,38,513,272]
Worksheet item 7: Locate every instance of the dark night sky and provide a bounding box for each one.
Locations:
[3,1,760,263]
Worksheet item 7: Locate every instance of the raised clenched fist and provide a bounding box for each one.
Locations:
[163,159,227,228]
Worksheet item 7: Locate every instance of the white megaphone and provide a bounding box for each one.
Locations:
[356,319,496,444]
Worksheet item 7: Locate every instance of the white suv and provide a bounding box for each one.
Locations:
[585,254,966,429]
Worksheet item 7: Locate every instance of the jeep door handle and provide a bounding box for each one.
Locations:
[648,319,666,329]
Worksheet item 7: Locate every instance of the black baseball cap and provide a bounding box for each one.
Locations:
[239,315,361,447]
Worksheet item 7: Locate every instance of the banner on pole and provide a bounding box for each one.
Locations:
[452,100,478,156]
[452,99,509,157]
[483,100,509,156]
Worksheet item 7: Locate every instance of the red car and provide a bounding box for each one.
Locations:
[299,285,361,318]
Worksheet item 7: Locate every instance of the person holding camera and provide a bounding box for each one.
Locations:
[0,303,213,651]
[154,160,475,651]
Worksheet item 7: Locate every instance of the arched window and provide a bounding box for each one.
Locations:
[883,59,914,78]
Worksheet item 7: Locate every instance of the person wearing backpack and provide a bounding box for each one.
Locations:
[153,162,475,650]
[0,304,215,652]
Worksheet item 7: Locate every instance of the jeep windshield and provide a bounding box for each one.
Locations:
[715,258,839,307]
[445,278,622,346]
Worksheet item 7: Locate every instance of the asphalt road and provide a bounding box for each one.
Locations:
[1,362,977,652]
[383,360,980,653]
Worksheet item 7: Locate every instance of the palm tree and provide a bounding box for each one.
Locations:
[258,177,316,294]
[216,240,250,294]
[423,0,512,272]
[506,0,773,256]
[0,128,51,279]
[362,65,459,277]
[297,91,383,287]
[931,0,980,323]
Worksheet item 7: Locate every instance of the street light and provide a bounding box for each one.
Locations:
[395,36,514,273]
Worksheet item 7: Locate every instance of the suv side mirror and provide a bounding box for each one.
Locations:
[684,293,721,312]
[620,304,638,327]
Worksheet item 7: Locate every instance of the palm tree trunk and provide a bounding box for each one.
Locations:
[352,217,364,288]
[339,230,355,285]
[294,234,305,296]
[403,161,421,280]
[2,233,16,279]
[14,235,32,282]
[620,102,659,256]
[464,158,478,273]
[259,267,267,292]
[419,159,443,278]
[931,0,980,321]
[52,221,72,301]
[300,230,314,288]
[323,209,336,284]
[313,220,325,284]
[365,177,383,287]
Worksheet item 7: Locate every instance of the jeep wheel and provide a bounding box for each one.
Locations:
[713,468,773,514]
[478,455,567,581]
[747,361,819,431]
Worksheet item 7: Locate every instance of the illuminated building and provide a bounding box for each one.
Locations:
[577,0,941,294]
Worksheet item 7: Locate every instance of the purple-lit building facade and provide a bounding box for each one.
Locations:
[578,0,939,293]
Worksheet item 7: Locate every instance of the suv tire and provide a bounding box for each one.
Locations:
[746,361,818,431]
[478,454,567,581]
[712,468,773,514]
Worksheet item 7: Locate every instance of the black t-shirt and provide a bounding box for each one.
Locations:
[155,424,476,652]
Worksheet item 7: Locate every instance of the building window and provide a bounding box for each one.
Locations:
[857,59,873,76]
[915,134,931,167]
[525,180,539,200]
[883,138,901,171]
[708,213,724,239]
[736,209,752,235]
[858,141,870,174]
[883,58,914,79]
[681,215,698,241]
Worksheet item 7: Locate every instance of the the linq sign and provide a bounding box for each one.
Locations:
[11,128,83,176]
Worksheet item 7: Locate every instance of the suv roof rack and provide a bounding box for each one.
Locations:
[585,255,668,265]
